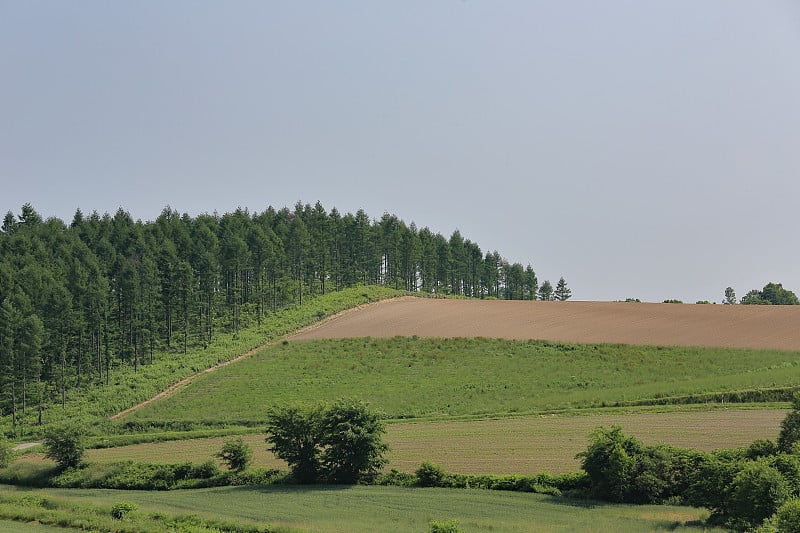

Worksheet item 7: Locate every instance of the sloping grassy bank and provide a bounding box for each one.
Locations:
[125,336,800,425]
[2,286,404,439]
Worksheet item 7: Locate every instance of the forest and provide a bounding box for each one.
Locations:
[0,202,543,425]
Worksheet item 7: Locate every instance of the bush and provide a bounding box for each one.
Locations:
[0,437,15,469]
[216,437,252,472]
[110,501,137,520]
[768,454,800,494]
[229,467,285,486]
[577,426,643,502]
[429,519,463,533]
[774,498,800,533]
[43,424,84,469]
[416,461,447,487]
[376,468,416,487]
[728,460,790,530]
[778,394,800,453]
[747,439,778,460]
[577,426,708,505]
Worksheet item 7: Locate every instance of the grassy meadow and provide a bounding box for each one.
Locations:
[0,520,71,532]
[125,336,800,425]
[41,408,780,475]
[0,484,725,533]
[3,294,798,532]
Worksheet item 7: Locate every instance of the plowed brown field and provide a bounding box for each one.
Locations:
[291,297,800,350]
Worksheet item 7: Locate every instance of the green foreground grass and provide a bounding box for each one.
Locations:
[0,484,725,533]
[125,336,800,425]
[0,519,70,532]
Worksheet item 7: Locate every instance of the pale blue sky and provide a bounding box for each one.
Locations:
[2,1,799,302]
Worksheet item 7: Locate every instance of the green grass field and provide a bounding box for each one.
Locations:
[0,484,725,533]
[64,408,786,475]
[0,520,69,532]
[5,297,797,532]
[124,336,800,425]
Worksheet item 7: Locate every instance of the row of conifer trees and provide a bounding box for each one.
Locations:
[0,202,555,422]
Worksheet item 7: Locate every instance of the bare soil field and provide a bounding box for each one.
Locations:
[291,297,800,350]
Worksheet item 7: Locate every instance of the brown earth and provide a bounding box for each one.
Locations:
[291,297,800,350]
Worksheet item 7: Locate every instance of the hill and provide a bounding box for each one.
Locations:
[291,297,800,350]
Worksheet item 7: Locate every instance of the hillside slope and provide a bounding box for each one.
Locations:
[291,298,800,350]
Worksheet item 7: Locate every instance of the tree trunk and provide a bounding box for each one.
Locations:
[61,352,66,409]
[76,330,82,387]
[11,381,16,426]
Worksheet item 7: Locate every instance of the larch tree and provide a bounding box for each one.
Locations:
[555,277,572,301]
[538,280,554,301]
[0,201,540,421]
[723,287,737,305]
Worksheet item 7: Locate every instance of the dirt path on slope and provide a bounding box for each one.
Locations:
[109,296,410,421]
[12,442,42,451]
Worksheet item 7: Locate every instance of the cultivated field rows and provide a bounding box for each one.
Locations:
[53,409,785,475]
[292,297,800,351]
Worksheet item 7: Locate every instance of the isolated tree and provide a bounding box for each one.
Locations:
[318,400,389,484]
[723,287,737,305]
[265,405,322,483]
[216,437,253,472]
[43,424,85,469]
[538,280,553,301]
[554,277,572,301]
[266,401,388,484]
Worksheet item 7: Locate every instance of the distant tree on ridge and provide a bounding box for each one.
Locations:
[554,277,572,301]
[538,280,553,301]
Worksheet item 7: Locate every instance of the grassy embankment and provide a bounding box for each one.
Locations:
[26,334,782,478]
[126,336,800,426]
[0,484,725,533]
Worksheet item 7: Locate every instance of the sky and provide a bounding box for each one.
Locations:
[2,1,799,303]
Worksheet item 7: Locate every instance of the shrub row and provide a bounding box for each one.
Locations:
[622,386,799,408]
[0,493,276,533]
[579,426,800,531]
[48,461,286,490]
[375,461,589,496]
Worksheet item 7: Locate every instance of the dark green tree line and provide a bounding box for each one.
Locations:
[0,202,540,426]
